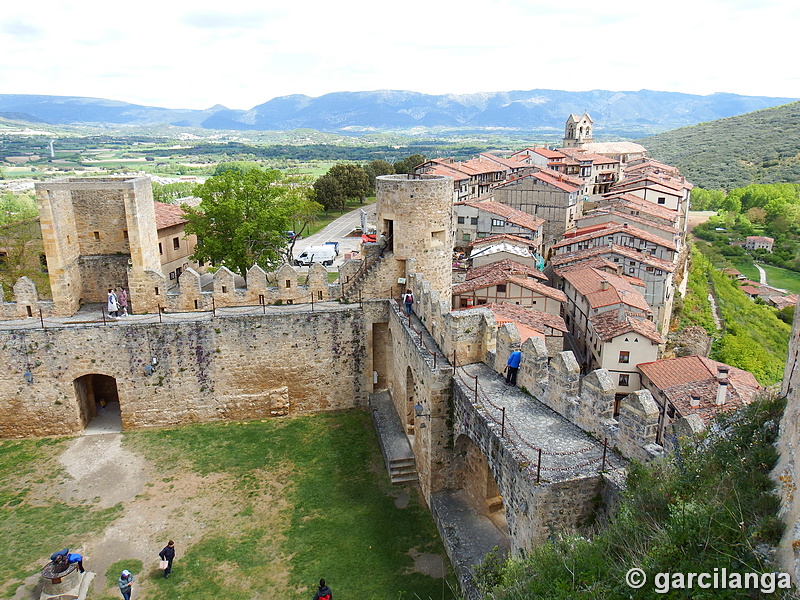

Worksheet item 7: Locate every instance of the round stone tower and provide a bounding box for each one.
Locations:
[376,174,453,302]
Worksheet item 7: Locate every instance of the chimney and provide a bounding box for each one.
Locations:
[716,379,728,406]
[689,394,701,408]
[600,279,609,291]
[716,366,729,381]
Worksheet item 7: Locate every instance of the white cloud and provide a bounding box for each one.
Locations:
[1,0,797,109]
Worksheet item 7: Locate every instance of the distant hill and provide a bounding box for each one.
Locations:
[0,90,795,138]
[640,101,800,190]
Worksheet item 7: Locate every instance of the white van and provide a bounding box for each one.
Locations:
[294,245,337,267]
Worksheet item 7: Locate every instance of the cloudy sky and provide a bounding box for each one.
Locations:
[2,0,797,110]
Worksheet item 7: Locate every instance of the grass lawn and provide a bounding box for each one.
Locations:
[758,263,800,295]
[2,410,457,600]
[727,256,760,282]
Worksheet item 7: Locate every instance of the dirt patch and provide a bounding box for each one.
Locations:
[17,433,294,600]
[408,548,447,578]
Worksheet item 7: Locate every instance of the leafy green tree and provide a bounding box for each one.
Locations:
[313,164,370,211]
[182,169,320,278]
[0,192,38,226]
[393,154,426,174]
[152,181,198,204]
[213,161,261,176]
[313,172,345,212]
[363,160,394,189]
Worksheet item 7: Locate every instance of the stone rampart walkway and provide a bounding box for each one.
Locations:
[454,362,625,483]
[0,301,355,331]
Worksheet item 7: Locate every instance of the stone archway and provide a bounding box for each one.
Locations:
[73,374,122,432]
[452,434,509,539]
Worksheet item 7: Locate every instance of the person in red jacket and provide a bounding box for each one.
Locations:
[313,578,332,600]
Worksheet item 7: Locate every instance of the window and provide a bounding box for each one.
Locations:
[463,234,471,242]
[496,284,507,293]
[491,219,505,227]
[619,374,630,386]
[619,351,630,364]
[646,266,654,272]
[629,267,635,274]
[317,290,323,300]
[173,237,180,250]
[655,269,663,275]
[154,287,159,296]
[657,197,666,205]
[471,217,478,225]
[93,231,100,240]
[457,216,465,224]
[176,266,182,278]
[169,271,176,280]
[158,243,163,255]
[259,294,265,305]
[123,230,128,240]
[221,286,227,293]
[285,280,291,288]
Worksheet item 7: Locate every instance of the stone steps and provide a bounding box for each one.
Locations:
[389,457,418,484]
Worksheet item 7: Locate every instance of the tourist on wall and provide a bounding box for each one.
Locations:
[403,290,414,315]
[505,349,522,385]
[378,232,387,257]
[313,578,333,600]
[107,288,119,318]
[158,540,175,578]
[118,286,128,316]
[117,570,134,600]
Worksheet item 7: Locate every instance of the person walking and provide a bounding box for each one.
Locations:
[118,286,128,316]
[117,570,134,600]
[159,540,175,578]
[505,349,522,385]
[403,290,414,316]
[313,578,332,600]
[107,288,119,318]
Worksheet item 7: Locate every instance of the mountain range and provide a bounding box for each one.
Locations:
[0,90,796,136]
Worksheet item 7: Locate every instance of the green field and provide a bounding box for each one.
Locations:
[759,263,800,294]
[3,411,456,600]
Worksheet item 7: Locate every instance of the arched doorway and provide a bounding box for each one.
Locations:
[73,374,122,432]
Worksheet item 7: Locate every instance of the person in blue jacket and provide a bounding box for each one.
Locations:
[505,349,522,385]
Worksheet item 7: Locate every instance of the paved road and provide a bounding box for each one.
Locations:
[291,204,376,269]
[755,262,767,285]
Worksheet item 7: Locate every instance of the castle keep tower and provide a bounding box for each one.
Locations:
[563,113,594,148]
[35,177,163,315]
[375,174,454,303]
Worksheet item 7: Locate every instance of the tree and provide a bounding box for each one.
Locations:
[213,161,262,176]
[393,153,426,174]
[152,181,198,204]
[313,164,370,212]
[363,160,395,189]
[182,169,321,278]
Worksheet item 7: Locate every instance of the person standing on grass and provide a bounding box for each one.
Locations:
[118,570,133,600]
[505,349,522,385]
[159,540,175,578]
[313,578,332,600]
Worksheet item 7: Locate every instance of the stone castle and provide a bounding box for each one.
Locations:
[0,173,761,593]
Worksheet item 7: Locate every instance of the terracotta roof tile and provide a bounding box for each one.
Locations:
[553,222,677,252]
[550,243,676,272]
[488,302,569,334]
[460,199,545,231]
[453,272,566,302]
[589,310,663,343]
[561,266,651,312]
[154,201,188,230]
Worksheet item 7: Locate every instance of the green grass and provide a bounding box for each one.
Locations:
[676,247,716,332]
[727,256,760,282]
[0,438,123,597]
[125,411,456,600]
[758,263,800,294]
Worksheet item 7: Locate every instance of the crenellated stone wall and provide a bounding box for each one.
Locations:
[0,306,368,438]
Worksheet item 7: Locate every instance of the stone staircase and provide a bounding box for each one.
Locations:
[341,253,386,302]
[369,390,418,485]
[387,456,419,485]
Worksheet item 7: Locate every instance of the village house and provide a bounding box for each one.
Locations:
[745,235,775,252]
[574,207,682,246]
[485,301,568,357]
[154,200,201,287]
[553,222,678,263]
[452,260,565,312]
[637,356,763,442]
[593,192,681,231]
[454,199,544,252]
[468,234,544,269]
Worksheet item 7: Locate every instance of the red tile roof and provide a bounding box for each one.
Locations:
[598,193,681,224]
[561,266,651,312]
[453,272,566,302]
[550,243,677,272]
[154,201,188,230]
[459,199,545,231]
[466,259,547,282]
[575,209,680,236]
[552,222,677,252]
[488,302,569,334]
[637,356,762,422]
[589,310,663,343]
